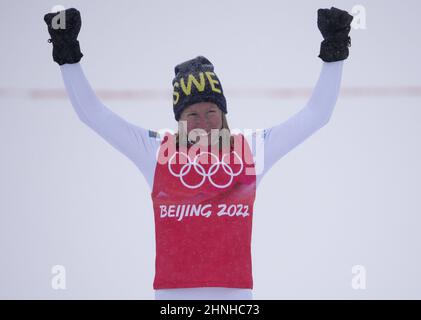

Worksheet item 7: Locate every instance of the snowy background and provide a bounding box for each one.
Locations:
[1,0,420,299]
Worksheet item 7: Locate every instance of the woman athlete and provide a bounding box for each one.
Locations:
[44,7,353,300]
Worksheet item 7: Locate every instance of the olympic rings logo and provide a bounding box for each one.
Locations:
[168,151,244,189]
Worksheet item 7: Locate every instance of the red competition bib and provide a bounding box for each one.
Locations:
[151,133,257,289]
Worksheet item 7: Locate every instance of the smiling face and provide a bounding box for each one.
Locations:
[178,102,223,139]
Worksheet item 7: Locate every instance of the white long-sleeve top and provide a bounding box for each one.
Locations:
[59,60,343,300]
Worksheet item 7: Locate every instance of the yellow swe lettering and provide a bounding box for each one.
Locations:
[173,82,180,105]
[205,71,221,93]
[180,72,206,96]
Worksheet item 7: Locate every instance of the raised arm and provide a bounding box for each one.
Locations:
[44,8,159,189]
[256,7,353,185]
[59,63,159,186]
[261,60,343,173]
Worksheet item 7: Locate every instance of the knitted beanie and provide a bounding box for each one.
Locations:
[172,56,227,121]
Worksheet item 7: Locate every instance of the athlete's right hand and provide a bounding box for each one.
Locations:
[44,8,83,65]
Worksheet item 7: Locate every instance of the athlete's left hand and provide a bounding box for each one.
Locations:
[317,7,354,62]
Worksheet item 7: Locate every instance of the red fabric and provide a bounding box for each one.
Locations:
[151,133,257,289]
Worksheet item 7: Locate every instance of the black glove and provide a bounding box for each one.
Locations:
[317,7,353,62]
[44,8,83,65]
